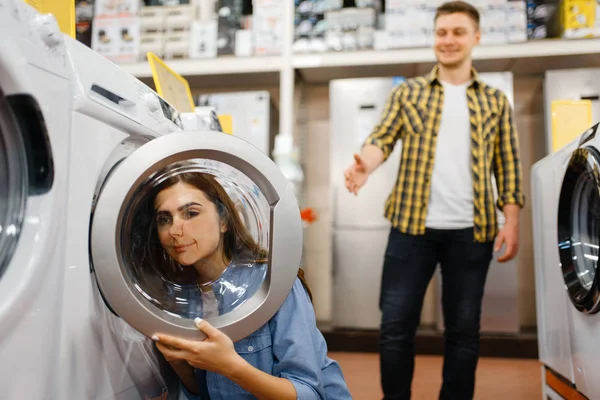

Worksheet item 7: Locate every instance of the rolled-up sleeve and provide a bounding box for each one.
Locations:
[363,84,404,161]
[269,279,351,400]
[493,92,525,210]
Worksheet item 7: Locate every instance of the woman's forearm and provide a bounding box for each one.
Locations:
[169,360,200,395]
[226,358,298,400]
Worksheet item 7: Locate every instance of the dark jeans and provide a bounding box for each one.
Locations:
[379,227,493,400]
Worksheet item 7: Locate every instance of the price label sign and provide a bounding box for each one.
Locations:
[147,52,195,114]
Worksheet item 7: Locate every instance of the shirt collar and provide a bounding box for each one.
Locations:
[426,64,481,88]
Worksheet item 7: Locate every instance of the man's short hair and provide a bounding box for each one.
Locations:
[435,1,480,29]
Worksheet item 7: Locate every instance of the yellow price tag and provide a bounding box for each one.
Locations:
[217,115,233,135]
[551,100,593,152]
[147,52,195,114]
[23,0,75,38]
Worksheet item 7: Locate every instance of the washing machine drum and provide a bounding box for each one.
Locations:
[91,130,302,342]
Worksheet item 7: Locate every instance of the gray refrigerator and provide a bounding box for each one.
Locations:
[330,73,521,334]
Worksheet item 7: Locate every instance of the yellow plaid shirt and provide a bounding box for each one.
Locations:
[364,66,525,243]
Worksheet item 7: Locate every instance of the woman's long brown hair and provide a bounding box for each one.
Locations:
[129,165,312,303]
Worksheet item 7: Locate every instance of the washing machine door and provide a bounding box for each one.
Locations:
[0,99,27,280]
[90,130,302,342]
[0,91,54,316]
[558,140,600,314]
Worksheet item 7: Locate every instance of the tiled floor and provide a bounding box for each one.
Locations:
[329,352,542,400]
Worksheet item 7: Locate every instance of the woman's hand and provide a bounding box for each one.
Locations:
[153,318,245,378]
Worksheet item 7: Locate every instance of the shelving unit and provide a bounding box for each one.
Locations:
[115,0,600,150]
[120,55,283,79]
[122,38,600,79]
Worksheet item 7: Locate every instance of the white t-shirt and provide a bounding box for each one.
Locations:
[424,80,474,229]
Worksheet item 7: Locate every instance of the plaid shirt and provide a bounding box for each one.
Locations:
[364,66,525,243]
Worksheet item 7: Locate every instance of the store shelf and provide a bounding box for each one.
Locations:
[293,38,600,68]
[292,38,600,82]
[120,55,283,79]
[119,38,600,81]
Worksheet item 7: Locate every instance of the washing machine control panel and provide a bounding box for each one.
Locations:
[143,93,160,113]
[135,83,182,133]
[65,34,183,137]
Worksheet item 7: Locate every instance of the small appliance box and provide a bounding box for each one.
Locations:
[546,0,597,38]
[189,20,218,58]
[217,0,244,55]
[506,1,528,43]
[253,0,283,55]
[76,0,95,47]
[526,0,558,39]
[92,16,141,64]
[139,31,164,60]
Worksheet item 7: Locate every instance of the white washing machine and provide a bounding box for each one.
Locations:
[533,122,600,399]
[532,137,578,399]
[57,30,302,399]
[0,2,71,399]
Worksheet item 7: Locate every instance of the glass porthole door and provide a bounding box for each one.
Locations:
[557,146,600,314]
[90,130,302,342]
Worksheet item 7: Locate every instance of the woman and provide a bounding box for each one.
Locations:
[140,165,351,399]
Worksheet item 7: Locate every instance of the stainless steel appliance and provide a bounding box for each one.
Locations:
[198,91,277,157]
[330,77,402,330]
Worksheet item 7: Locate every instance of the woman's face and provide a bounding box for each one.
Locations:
[154,182,226,267]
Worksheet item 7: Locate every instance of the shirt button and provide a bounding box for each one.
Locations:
[248,346,254,352]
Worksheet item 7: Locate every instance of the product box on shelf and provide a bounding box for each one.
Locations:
[76,0,95,47]
[546,0,597,38]
[253,0,283,55]
[164,4,193,32]
[189,19,219,58]
[164,30,190,59]
[595,0,600,36]
[92,16,141,64]
[139,31,164,60]
[385,6,431,49]
[217,0,244,55]
[526,0,557,39]
[295,0,382,52]
[296,0,343,15]
[480,5,509,44]
[506,0,528,42]
[140,5,166,32]
[235,29,254,56]
[145,0,190,5]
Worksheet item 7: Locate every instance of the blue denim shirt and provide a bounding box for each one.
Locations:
[180,278,352,399]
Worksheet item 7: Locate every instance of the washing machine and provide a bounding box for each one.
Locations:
[533,122,600,400]
[0,2,71,398]
[56,30,302,399]
[532,137,578,399]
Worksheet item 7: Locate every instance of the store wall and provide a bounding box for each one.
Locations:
[300,74,547,330]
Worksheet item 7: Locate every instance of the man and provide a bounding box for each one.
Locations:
[344,1,524,399]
